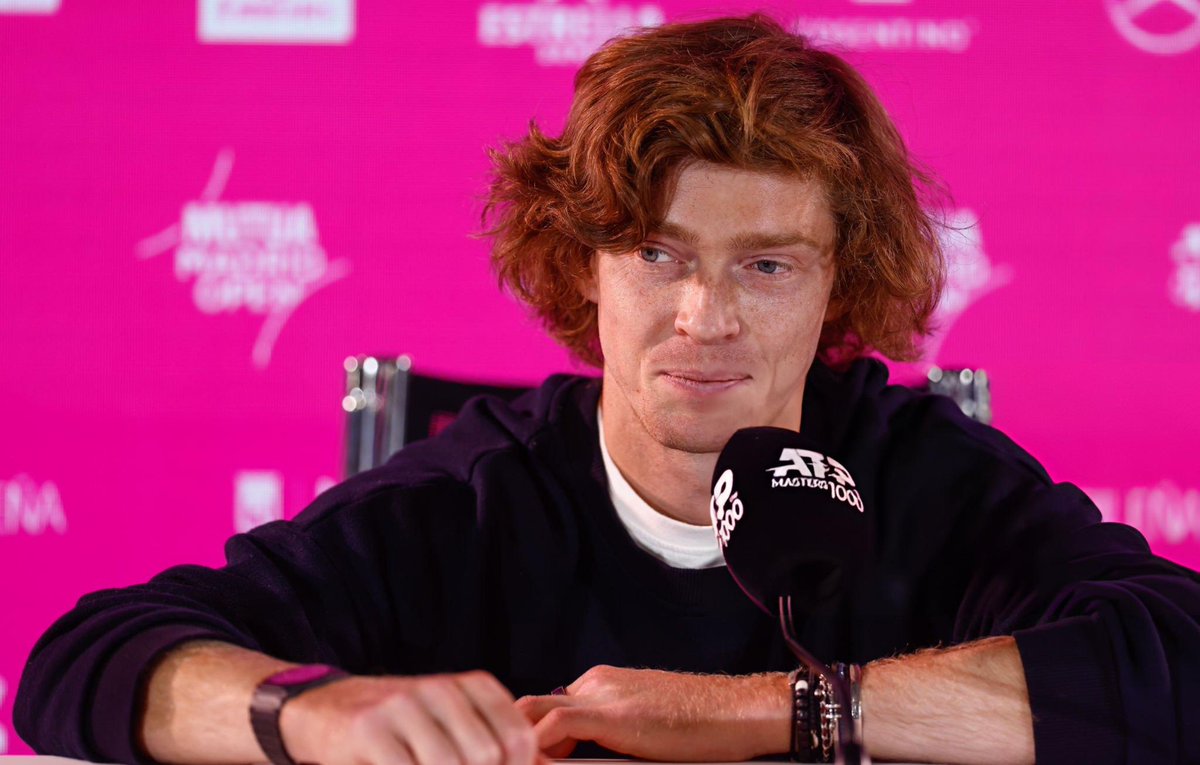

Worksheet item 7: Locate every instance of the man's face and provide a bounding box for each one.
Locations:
[589,161,838,454]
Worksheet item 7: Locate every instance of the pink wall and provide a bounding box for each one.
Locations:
[2,1,1198,754]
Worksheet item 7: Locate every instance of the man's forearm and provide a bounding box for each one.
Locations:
[861,635,1034,765]
[139,640,295,764]
[140,642,544,765]
[517,636,1033,764]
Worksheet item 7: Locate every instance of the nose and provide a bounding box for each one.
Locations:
[674,275,740,343]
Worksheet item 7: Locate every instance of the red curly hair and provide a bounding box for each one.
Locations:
[484,13,944,368]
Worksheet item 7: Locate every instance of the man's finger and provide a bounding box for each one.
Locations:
[418,679,505,765]
[533,705,601,756]
[514,694,574,725]
[358,727,416,765]
[541,736,578,761]
[387,695,463,765]
[456,672,539,765]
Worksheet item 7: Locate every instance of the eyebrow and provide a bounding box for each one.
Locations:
[653,221,827,254]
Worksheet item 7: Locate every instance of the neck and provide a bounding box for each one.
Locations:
[599,388,721,526]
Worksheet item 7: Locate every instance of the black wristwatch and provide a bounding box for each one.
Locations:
[250,664,349,765]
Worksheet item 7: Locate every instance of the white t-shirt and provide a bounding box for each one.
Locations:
[597,406,725,570]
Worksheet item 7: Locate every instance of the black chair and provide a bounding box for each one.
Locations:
[921,365,992,425]
[341,355,532,477]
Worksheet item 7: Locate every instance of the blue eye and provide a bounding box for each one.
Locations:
[754,260,784,274]
[639,247,670,263]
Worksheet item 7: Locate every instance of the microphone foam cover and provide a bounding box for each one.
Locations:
[711,427,869,615]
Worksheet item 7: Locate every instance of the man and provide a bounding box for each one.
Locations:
[16,14,1200,765]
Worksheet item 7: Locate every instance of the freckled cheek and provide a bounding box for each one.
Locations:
[739,290,808,331]
[742,291,826,356]
[597,279,676,369]
[611,279,680,330]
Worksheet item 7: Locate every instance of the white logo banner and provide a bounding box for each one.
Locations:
[925,208,1013,364]
[1170,223,1200,311]
[477,0,665,65]
[1105,0,1200,55]
[234,471,284,532]
[198,0,354,45]
[0,674,7,754]
[0,0,59,13]
[1086,482,1200,544]
[0,475,66,536]
[794,14,977,52]
[136,149,351,369]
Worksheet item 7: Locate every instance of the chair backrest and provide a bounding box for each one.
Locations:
[341,357,992,477]
[920,366,992,425]
[341,355,532,477]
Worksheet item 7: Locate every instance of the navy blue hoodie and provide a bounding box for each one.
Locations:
[15,360,1200,763]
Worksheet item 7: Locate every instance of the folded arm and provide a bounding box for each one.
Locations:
[519,636,1032,764]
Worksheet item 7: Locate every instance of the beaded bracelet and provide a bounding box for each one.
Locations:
[787,667,817,762]
[791,665,855,763]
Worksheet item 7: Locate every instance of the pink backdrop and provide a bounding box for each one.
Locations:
[2,1,1199,754]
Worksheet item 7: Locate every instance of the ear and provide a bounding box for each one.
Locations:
[579,251,600,303]
[823,294,848,324]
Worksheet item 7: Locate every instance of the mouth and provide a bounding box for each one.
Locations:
[660,370,750,394]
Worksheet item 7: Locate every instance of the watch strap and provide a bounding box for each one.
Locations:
[250,665,349,765]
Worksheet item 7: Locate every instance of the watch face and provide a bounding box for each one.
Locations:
[271,665,335,686]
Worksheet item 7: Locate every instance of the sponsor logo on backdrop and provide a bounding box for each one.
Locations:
[0,474,66,536]
[1105,0,1200,55]
[234,471,284,532]
[136,149,351,369]
[1086,482,1200,545]
[234,473,340,531]
[314,475,336,496]
[0,0,58,12]
[0,674,7,754]
[198,0,354,44]
[477,0,665,65]
[795,0,977,53]
[1169,222,1200,311]
[924,208,1013,364]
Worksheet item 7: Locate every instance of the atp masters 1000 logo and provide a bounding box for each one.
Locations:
[766,448,864,512]
[710,469,744,548]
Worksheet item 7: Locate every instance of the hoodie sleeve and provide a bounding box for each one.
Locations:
[891,395,1200,765]
[13,477,480,765]
[964,483,1200,765]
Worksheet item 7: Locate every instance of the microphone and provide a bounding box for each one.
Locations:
[711,426,870,764]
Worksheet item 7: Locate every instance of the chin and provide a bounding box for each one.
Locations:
[639,407,745,455]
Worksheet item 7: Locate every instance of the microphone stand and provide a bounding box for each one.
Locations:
[779,595,868,765]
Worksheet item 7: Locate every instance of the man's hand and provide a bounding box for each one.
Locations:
[516,666,790,761]
[282,670,546,765]
[140,642,545,765]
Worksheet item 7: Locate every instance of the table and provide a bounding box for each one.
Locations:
[2,757,796,762]
[1,757,934,764]
[2,762,796,765]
